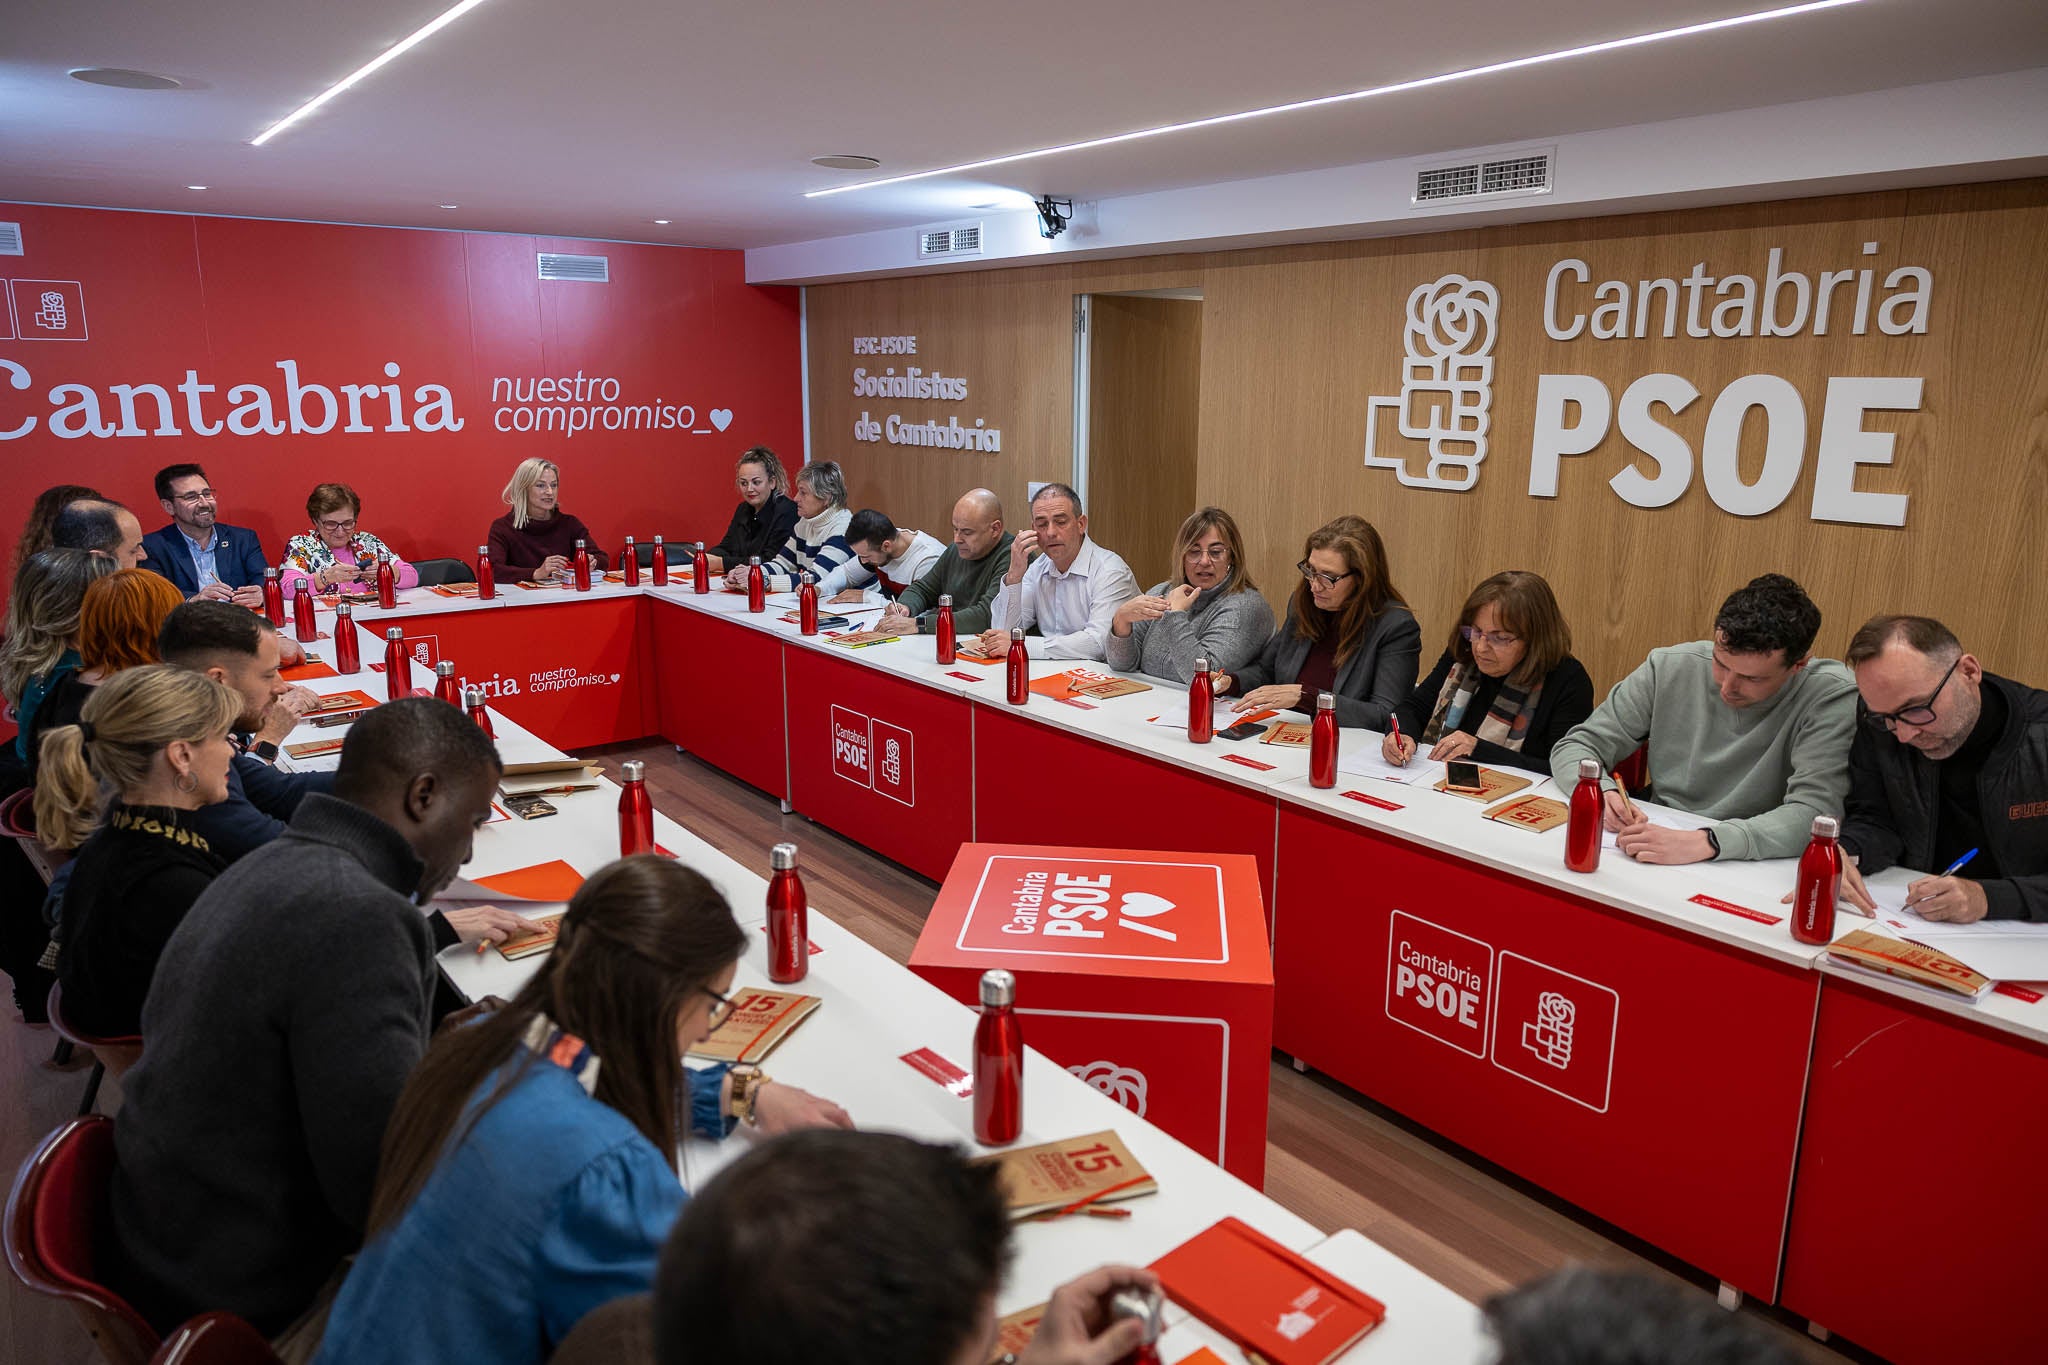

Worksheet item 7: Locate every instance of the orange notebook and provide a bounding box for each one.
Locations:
[475,860,585,902]
[281,660,339,682]
[1150,1217,1385,1365]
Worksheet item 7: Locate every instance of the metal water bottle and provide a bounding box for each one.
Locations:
[1309,692,1338,788]
[475,544,496,600]
[261,568,285,626]
[1108,1287,1166,1365]
[434,660,460,706]
[746,556,766,613]
[621,536,641,587]
[1188,656,1214,743]
[572,539,592,592]
[650,535,668,587]
[618,759,655,857]
[375,553,397,609]
[766,843,809,984]
[1565,758,1603,873]
[1793,816,1843,945]
[1005,628,1029,705]
[798,572,819,635]
[973,969,1023,1146]
[934,594,956,664]
[382,627,408,701]
[693,542,710,595]
[333,601,360,673]
[464,686,494,738]
[291,580,316,642]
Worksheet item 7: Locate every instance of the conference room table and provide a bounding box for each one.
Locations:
[307,573,2046,1361]
[271,613,1495,1364]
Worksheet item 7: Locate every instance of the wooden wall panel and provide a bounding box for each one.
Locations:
[1086,296,1203,585]
[806,179,2048,692]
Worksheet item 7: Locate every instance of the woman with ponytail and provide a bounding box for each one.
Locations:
[37,665,240,1038]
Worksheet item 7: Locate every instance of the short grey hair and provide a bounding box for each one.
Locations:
[796,460,847,511]
[1030,482,1082,516]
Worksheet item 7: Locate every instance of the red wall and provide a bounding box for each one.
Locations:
[0,204,801,577]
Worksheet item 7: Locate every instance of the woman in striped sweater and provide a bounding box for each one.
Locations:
[734,460,854,590]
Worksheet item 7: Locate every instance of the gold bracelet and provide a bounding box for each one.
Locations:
[728,1065,771,1127]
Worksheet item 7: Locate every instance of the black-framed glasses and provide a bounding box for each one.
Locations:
[173,489,216,504]
[1296,560,1356,591]
[1861,654,1960,731]
[701,986,736,1032]
[1460,624,1520,649]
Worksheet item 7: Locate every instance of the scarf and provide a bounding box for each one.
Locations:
[520,1013,602,1095]
[1421,660,1545,752]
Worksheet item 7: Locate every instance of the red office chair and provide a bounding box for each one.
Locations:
[149,1312,281,1365]
[1614,743,1650,796]
[4,1115,161,1365]
[48,982,143,1116]
[0,785,62,884]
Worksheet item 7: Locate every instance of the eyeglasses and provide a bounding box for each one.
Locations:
[172,489,216,505]
[1296,560,1356,591]
[317,518,358,535]
[1460,624,1521,649]
[1861,654,1961,731]
[701,986,736,1032]
[1185,545,1231,563]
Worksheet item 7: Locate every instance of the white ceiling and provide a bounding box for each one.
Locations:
[3,0,2045,251]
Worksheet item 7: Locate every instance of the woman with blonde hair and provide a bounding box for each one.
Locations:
[1107,506,1273,683]
[25,568,187,782]
[488,458,609,583]
[703,446,797,574]
[2,547,119,763]
[281,483,419,598]
[38,665,240,1038]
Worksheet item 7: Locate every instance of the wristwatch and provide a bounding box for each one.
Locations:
[1703,828,1721,859]
[251,740,281,763]
[728,1064,771,1127]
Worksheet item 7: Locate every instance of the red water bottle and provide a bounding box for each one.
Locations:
[621,536,640,587]
[973,969,1022,1146]
[434,660,460,707]
[650,535,668,587]
[1188,655,1214,743]
[1005,628,1029,705]
[1793,816,1843,945]
[464,686,495,738]
[746,556,765,613]
[382,627,408,701]
[572,539,592,592]
[1565,758,1604,873]
[292,580,317,642]
[693,542,710,595]
[798,572,819,635]
[475,544,496,600]
[1309,692,1338,787]
[934,594,956,664]
[376,553,397,609]
[618,759,655,857]
[766,843,809,983]
[261,568,285,626]
[333,600,361,673]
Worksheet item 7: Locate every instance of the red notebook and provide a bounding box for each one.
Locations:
[1150,1218,1385,1365]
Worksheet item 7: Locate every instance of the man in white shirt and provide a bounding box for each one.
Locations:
[975,483,1139,661]
[819,509,946,605]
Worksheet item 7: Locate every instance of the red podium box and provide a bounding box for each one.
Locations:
[910,843,1274,1187]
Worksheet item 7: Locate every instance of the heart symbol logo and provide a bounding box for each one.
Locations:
[1117,891,1175,919]
[709,408,734,432]
[610,673,622,683]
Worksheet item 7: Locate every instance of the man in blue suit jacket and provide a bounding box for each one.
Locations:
[143,463,271,605]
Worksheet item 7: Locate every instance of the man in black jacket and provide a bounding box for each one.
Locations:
[1838,614,2048,922]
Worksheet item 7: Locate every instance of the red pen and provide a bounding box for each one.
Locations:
[1389,714,1406,756]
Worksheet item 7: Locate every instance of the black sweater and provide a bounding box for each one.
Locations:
[1391,649,1596,774]
[709,494,798,567]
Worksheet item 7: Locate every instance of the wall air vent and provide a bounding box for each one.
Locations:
[0,222,22,256]
[537,252,609,282]
[1412,149,1554,207]
[917,223,984,259]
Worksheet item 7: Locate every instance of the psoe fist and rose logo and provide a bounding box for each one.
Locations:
[1363,273,1499,491]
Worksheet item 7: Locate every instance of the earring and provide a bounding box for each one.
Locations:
[174,768,199,794]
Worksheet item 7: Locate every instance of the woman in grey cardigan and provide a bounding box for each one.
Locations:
[1220,516,1420,729]
[1105,507,1273,683]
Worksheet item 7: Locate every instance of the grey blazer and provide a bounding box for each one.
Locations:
[1233,603,1422,729]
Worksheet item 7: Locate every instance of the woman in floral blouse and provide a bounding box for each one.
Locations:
[279,482,419,597]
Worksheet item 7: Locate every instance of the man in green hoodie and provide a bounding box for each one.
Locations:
[879,488,1014,637]
[1549,573,1857,865]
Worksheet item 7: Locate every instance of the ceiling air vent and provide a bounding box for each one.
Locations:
[0,222,23,256]
[917,223,984,259]
[537,252,609,282]
[1412,149,1553,207]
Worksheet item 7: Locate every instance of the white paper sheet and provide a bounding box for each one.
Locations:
[1866,881,2048,980]
[1602,801,1715,849]
[1336,746,1446,787]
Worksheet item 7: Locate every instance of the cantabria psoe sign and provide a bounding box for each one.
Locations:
[1364,243,1933,527]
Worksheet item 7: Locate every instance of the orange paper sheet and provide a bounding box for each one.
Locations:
[475,859,586,902]
[281,661,339,681]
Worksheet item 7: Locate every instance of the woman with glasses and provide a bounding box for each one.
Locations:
[489,458,610,584]
[312,856,851,1365]
[1381,571,1593,774]
[1218,518,1419,728]
[281,483,419,598]
[1106,506,1273,683]
[703,446,799,575]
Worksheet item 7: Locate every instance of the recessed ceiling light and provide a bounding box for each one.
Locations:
[186,184,208,191]
[807,0,1866,198]
[811,154,881,171]
[653,219,671,225]
[439,204,460,210]
[70,67,183,90]
[252,0,499,146]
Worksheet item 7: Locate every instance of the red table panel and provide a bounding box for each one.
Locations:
[649,601,786,798]
[1271,804,1814,1301]
[971,709,1280,928]
[1781,978,2048,1362]
[783,648,972,880]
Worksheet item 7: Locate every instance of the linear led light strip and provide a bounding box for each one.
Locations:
[251,0,497,146]
[805,0,1867,197]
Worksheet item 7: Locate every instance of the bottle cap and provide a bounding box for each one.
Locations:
[1194,656,1210,673]
[1108,1286,1164,1344]
[625,535,637,544]
[1316,692,1334,710]
[478,545,489,556]
[1579,758,1603,781]
[979,968,1016,1007]
[939,594,953,606]
[336,600,353,614]
[696,541,706,552]
[654,535,664,544]
[622,760,646,783]
[770,842,799,871]
[435,661,454,677]
[1812,815,1839,838]
[264,567,277,578]
[749,555,761,565]
[801,571,814,584]
[1010,627,1025,641]
[575,538,587,548]
[386,627,404,640]
[463,686,480,705]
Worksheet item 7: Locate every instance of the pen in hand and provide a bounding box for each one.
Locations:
[1903,847,1978,909]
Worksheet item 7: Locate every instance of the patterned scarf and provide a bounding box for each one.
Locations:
[282,529,398,577]
[519,1013,602,1094]
[1420,661,1545,752]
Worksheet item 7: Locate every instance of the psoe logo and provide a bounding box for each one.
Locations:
[957,854,1229,963]
[1067,1060,1149,1117]
[1362,272,1499,491]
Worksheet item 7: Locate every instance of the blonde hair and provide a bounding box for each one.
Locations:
[738,447,789,497]
[1167,506,1256,594]
[34,665,241,852]
[500,459,561,531]
[1,548,118,708]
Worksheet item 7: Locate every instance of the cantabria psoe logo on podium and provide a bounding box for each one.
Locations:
[1362,273,1499,491]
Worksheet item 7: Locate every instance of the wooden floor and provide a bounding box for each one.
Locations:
[2,738,1883,1364]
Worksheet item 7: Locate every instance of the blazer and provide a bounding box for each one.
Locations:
[1234,603,1422,729]
[141,522,271,597]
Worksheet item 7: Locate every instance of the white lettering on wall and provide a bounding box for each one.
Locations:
[845,334,1001,453]
[0,360,466,441]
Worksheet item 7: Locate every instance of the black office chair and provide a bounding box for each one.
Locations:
[632,539,693,568]
[413,558,475,586]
